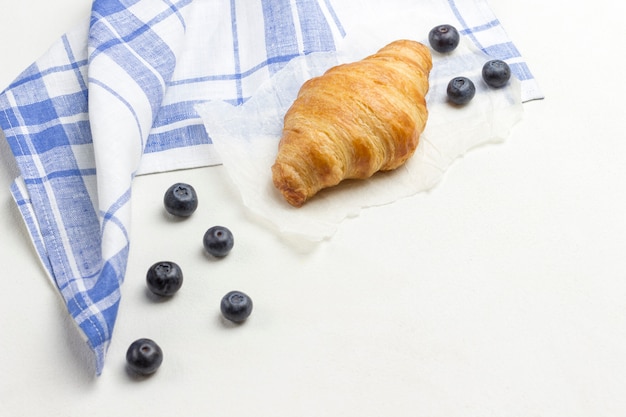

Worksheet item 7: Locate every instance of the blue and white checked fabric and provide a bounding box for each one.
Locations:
[0,0,345,375]
[0,0,540,375]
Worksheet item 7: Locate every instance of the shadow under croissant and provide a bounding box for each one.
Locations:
[274,167,405,209]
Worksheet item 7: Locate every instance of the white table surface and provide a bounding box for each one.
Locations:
[1,1,625,416]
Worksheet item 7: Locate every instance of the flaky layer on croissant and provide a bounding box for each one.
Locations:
[271,39,432,207]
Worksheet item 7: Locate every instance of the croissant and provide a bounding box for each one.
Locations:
[271,39,432,207]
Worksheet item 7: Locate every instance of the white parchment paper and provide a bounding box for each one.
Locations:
[196,36,523,243]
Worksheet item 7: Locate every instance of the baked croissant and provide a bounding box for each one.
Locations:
[271,39,432,207]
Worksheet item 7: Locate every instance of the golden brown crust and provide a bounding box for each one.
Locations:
[271,39,432,207]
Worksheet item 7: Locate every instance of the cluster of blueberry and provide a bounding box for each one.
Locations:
[125,182,253,377]
[428,24,512,105]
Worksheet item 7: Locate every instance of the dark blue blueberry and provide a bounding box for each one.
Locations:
[146,261,183,297]
[126,338,163,375]
[220,291,253,323]
[203,226,234,257]
[482,59,511,88]
[164,183,198,217]
[428,24,460,53]
[446,76,476,105]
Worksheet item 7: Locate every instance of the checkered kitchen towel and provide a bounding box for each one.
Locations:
[0,0,541,375]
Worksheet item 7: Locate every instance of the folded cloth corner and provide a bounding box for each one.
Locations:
[0,0,345,375]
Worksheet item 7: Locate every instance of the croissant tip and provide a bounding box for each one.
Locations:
[271,162,307,208]
[284,192,306,208]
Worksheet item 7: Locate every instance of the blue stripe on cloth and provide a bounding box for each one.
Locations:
[100,239,131,284]
[17,98,60,126]
[55,180,103,279]
[4,67,51,115]
[0,102,20,133]
[23,168,97,185]
[165,52,303,87]
[145,124,210,154]
[322,0,346,37]
[68,266,122,372]
[91,0,135,17]
[10,182,53,277]
[6,115,89,155]
[31,125,68,154]
[25,182,99,290]
[4,59,89,92]
[163,0,187,29]
[509,62,535,82]
[296,0,337,54]
[89,78,146,146]
[62,119,93,145]
[459,18,500,34]
[150,101,205,128]
[229,0,244,104]
[51,92,91,119]
[262,0,300,74]
[4,134,31,157]
[447,0,483,47]
[61,35,89,100]
[481,42,521,61]
[101,187,132,243]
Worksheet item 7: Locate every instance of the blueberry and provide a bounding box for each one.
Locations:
[446,76,476,105]
[203,226,234,257]
[482,59,511,88]
[126,338,163,375]
[428,24,460,53]
[220,291,253,323]
[164,182,198,217]
[146,261,183,296]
